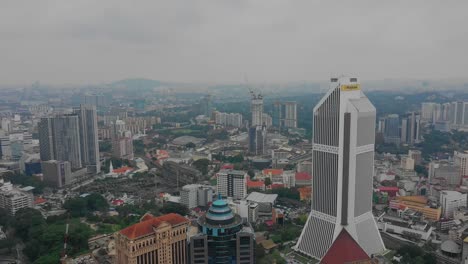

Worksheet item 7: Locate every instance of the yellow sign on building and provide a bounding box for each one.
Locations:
[340,84,361,91]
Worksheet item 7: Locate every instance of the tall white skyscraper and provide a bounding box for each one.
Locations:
[295,77,385,262]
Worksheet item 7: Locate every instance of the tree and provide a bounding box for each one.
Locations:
[264,177,272,186]
[86,193,109,212]
[161,202,189,216]
[193,159,210,175]
[247,170,255,179]
[99,140,112,152]
[14,208,45,240]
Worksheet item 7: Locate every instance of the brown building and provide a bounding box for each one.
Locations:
[116,213,189,264]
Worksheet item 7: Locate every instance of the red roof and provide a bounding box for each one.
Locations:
[295,172,312,181]
[270,183,284,189]
[113,166,133,173]
[321,229,370,264]
[379,186,399,192]
[263,169,283,176]
[247,177,265,188]
[221,164,234,170]
[34,197,47,204]
[120,213,188,239]
[111,199,124,206]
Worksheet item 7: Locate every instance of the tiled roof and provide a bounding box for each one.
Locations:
[295,172,311,181]
[119,213,188,240]
[263,169,283,176]
[247,177,265,188]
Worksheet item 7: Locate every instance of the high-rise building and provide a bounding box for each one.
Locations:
[455,151,468,180]
[248,126,266,155]
[217,169,247,200]
[383,114,400,145]
[189,198,255,264]
[111,120,134,160]
[440,191,467,219]
[39,115,82,169]
[400,118,408,144]
[283,101,298,128]
[400,112,420,145]
[75,105,100,173]
[262,113,272,128]
[41,160,72,188]
[214,112,243,128]
[201,95,213,117]
[251,93,263,127]
[295,77,385,261]
[421,102,438,121]
[273,101,298,128]
[116,213,189,264]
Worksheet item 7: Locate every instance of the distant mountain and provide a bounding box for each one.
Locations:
[110,78,164,91]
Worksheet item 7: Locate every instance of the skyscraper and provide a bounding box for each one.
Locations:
[251,93,263,127]
[283,101,298,128]
[383,114,400,145]
[295,77,385,261]
[75,105,100,173]
[39,115,82,170]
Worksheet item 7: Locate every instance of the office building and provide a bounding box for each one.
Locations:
[116,213,189,264]
[440,191,467,219]
[39,115,82,169]
[41,160,72,188]
[295,77,385,261]
[0,136,11,160]
[0,178,34,215]
[408,149,422,165]
[75,105,100,173]
[428,161,460,186]
[189,198,255,264]
[383,114,400,145]
[455,151,468,180]
[217,169,247,200]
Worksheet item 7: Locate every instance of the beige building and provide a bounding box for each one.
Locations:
[116,213,189,264]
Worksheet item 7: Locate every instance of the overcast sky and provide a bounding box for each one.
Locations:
[1,1,468,85]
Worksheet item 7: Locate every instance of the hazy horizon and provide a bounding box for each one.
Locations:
[2,1,468,86]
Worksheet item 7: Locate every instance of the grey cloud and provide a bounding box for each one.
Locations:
[1,0,468,85]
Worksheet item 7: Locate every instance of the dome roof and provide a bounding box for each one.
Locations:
[205,198,235,223]
[441,240,461,254]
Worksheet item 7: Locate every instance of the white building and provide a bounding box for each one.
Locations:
[0,178,34,215]
[217,170,247,200]
[179,184,214,209]
[429,161,460,186]
[295,77,385,260]
[440,191,467,219]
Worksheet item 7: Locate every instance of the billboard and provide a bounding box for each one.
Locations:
[340,84,361,91]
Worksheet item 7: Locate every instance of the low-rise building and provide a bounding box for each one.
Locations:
[0,178,33,215]
[116,213,189,264]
